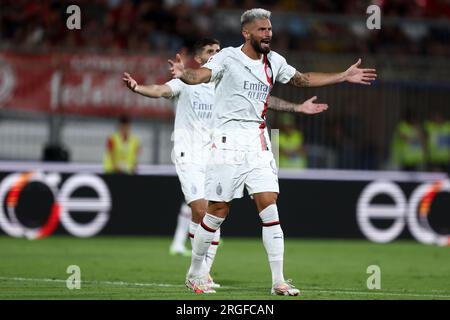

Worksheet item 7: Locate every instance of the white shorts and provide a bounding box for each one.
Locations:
[175,160,206,205]
[205,148,279,202]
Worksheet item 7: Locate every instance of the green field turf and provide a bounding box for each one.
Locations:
[0,236,449,300]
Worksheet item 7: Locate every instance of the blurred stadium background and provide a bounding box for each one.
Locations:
[1,0,449,169]
[0,0,449,300]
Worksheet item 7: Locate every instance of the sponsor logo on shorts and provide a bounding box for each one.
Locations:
[191,184,197,195]
[216,183,222,196]
[270,160,278,175]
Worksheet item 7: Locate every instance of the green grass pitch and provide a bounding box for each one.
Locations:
[0,236,449,300]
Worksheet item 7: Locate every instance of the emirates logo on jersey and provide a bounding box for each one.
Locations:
[243,81,269,102]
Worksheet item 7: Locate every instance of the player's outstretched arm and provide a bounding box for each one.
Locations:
[289,58,377,87]
[122,72,172,98]
[268,96,328,115]
[168,54,211,85]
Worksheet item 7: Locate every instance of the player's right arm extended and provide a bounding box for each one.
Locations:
[268,96,328,115]
[288,59,377,87]
[122,72,173,98]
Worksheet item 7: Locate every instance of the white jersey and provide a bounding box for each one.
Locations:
[203,45,296,150]
[166,79,215,162]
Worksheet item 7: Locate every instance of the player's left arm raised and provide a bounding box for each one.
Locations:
[289,58,377,87]
[268,96,328,115]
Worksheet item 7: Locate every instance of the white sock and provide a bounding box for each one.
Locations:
[188,213,224,278]
[205,227,221,273]
[170,202,191,251]
[188,221,198,247]
[260,204,285,285]
[190,222,220,276]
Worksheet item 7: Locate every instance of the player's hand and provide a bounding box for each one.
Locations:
[343,58,377,85]
[123,72,138,91]
[168,54,184,79]
[298,96,328,114]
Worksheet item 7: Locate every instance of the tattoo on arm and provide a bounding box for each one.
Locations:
[183,69,199,83]
[181,68,211,84]
[267,96,298,112]
[289,71,310,87]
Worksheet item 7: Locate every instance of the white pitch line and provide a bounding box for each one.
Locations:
[0,276,184,288]
[302,289,450,299]
[1,276,449,298]
[303,285,450,294]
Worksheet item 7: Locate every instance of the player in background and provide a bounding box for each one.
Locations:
[104,115,141,174]
[123,38,222,287]
[125,37,328,293]
[170,202,193,257]
[169,8,377,295]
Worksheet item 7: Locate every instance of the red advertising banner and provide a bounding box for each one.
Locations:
[0,51,176,119]
[0,52,53,113]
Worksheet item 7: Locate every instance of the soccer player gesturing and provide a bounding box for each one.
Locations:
[169,8,377,296]
[124,37,325,294]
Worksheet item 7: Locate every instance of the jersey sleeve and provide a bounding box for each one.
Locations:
[165,79,184,98]
[203,49,227,82]
[273,53,297,84]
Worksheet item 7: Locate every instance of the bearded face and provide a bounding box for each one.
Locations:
[243,18,273,54]
[250,34,271,54]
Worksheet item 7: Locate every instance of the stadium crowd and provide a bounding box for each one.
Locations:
[1,0,449,171]
[1,0,449,56]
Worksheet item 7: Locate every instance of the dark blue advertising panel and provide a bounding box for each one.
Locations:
[0,168,449,245]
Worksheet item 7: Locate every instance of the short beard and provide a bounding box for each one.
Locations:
[250,37,270,54]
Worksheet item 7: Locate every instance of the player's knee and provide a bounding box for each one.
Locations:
[190,199,208,223]
[191,207,206,223]
[207,201,230,219]
[270,193,278,204]
[255,194,278,212]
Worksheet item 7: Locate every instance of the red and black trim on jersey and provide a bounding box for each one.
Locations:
[260,54,274,151]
